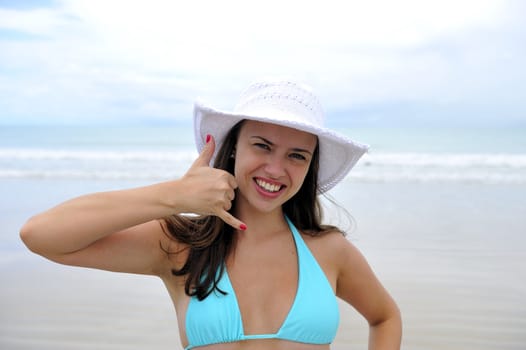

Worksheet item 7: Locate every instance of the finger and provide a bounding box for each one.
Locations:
[219,211,247,231]
[227,174,238,190]
[191,134,215,168]
[226,188,235,201]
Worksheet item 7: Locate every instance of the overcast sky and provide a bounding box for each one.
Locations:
[0,0,525,127]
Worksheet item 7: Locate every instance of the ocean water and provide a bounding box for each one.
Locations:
[1,125,525,184]
[1,124,525,349]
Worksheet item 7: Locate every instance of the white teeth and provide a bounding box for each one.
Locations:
[256,179,281,192]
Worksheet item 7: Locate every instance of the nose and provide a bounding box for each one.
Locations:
[264,154,286,179]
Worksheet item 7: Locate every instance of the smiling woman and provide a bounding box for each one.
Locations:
[20,79,402,350]
[235,122,318,206]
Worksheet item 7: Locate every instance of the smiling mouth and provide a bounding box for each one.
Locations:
[255,178,283,193]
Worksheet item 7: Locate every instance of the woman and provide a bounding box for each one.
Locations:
[20,80,402,349]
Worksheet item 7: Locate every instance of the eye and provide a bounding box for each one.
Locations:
[289,153,307,161]
[254,143,271,151]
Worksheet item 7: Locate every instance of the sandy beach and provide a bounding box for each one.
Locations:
[2,0,526,347]
[1,178,525,349]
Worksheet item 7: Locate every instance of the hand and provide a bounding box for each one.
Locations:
[180,135,246,231]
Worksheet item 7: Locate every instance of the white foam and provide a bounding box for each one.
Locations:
[0,148,197,162]
[360,152,526,168]
[1,148,525,184]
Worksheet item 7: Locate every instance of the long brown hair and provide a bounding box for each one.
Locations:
[162,120,338,300]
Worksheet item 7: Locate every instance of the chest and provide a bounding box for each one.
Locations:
[180,228,341,349]
[226,234,299,334]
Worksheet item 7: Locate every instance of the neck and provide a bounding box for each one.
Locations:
[233,205,289,239]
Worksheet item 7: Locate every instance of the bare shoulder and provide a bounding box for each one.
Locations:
[301,228,373,285]
[300,229,356,288]
[308,230,371,273]
[301,228,354,261]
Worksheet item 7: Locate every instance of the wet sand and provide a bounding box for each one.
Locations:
[1,180,525,349]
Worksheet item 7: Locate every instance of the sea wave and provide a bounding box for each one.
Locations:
[1,148,525,184]
[0,148,197,162]
[361,152,526,168]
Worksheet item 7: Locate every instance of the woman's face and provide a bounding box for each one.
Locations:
[233,120,318,214]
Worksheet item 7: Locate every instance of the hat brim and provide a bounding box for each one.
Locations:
[194,101,369,193]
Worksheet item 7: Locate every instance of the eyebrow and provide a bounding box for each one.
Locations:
[250,136,313,155]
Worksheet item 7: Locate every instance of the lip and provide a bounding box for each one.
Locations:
[253,177,286,198]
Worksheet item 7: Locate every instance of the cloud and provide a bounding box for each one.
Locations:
[0,0,524,126]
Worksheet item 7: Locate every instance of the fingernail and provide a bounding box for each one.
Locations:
[240,224,247,231]
[206,134,211,143]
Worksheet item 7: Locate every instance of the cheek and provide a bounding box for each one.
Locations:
[287,164,310,190]
[233,150,253,181]
[295,169,310,189]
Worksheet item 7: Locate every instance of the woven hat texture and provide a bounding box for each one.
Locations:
[194,80,369,193]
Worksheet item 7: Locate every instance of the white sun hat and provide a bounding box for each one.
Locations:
[194,80,369,193]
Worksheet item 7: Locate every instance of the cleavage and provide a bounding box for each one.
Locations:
[226,233,299,334]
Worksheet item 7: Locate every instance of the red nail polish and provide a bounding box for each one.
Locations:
[240,224,247,231]
[206,134,211,143]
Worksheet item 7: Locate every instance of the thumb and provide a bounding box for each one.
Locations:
[192,134,215,168]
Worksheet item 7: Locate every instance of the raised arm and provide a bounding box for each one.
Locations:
[19,135,245,276]
[20,181,184,275]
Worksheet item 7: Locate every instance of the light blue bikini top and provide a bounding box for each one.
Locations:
[184,216,340,349]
